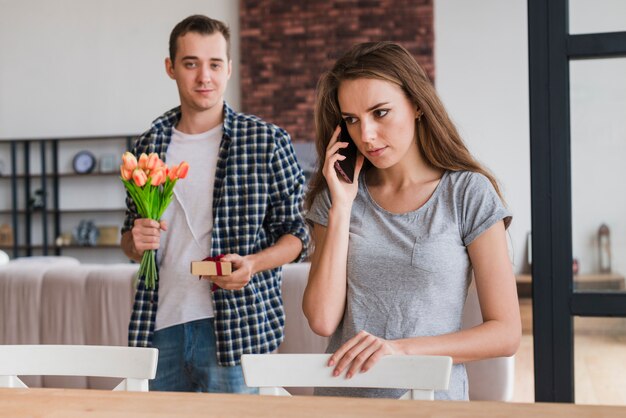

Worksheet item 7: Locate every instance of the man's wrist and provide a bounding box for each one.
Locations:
[132,241,143,261]
[121,230,142,262]
[244,254,259,276]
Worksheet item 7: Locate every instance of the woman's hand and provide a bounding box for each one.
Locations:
[328,330,401,379]
[322,125,365,209]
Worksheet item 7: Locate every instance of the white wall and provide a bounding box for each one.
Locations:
[3,0,624,272]
[0,0,240,263]
[435,0,530,273]
[0,0,240,139]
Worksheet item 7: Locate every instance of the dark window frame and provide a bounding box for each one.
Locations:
[528,0,626,403]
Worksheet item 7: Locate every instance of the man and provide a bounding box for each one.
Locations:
[121,15,308,393]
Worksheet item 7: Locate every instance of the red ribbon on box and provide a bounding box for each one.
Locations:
[203,255,225,292]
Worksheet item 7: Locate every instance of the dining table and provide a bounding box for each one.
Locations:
[1,388,625,418]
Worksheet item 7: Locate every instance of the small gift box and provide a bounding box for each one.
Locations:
[190,260,232,276]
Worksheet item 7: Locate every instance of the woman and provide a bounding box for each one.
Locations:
[303,41,520,400]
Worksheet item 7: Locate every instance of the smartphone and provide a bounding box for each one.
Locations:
[334,121,358,183]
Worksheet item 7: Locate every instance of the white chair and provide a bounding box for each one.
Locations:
[0,345,158,392]
[461,279,516,401]
[241,353,452,400]
[280,262,516,401]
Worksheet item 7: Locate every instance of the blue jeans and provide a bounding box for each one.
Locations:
[149,318,258,393]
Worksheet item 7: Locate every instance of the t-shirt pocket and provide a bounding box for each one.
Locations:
[411,236,466,273]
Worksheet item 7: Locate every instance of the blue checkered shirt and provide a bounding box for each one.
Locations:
[122,103,309,366]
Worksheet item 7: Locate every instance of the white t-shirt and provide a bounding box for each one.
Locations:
[155,125,222,331]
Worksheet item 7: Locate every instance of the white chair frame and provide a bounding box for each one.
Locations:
[0,345,158,392]
[241,354,452,400]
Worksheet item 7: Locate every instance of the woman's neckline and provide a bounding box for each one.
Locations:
[361,169,449,216]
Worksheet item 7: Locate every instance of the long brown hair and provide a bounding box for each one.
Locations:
[306,41,504,209]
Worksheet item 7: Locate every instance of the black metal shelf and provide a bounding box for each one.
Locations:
[0,244,120,250]
[2,136,134,259]
[0,208,125,215]
[0,172,120,180]
[1,134,134,143]
[54,208,126,214]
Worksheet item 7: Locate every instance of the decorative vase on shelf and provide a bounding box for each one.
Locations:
[73,220,100,247]
[598,223,611,274]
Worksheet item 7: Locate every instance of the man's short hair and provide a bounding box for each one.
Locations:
[169,15,231,62]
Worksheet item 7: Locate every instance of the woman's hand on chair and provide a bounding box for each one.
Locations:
[328,330,400,379]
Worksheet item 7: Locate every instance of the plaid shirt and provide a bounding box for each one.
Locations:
[122,103,309,366]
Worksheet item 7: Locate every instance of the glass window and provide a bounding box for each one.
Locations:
[574,316,626,405]
[570,58,626,293]
[569,0,626,34]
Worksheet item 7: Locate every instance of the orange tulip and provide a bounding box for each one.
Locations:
[177,161,189,179]
[121,152,137,171]
[146,153,160,171]
[138,153,149,170]
[150,168,166,186]
[120,165,133,181]
[168,164,179,180]
[155,159,165,170]
[132,168,148,187]
[118,152,189,291]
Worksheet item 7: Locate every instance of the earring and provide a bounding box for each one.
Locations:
[416,110,423,122]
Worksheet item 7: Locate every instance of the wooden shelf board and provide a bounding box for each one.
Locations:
[0,244,120,250]
[0,208,125,215]
[516,273,626,296]
[0,172,119,179]
[517,273,625,283]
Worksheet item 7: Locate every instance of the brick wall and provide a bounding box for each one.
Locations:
[239,0,434,143]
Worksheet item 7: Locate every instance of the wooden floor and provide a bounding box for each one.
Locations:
[512,299,626,405]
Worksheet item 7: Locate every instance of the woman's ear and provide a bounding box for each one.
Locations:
[415,108,424,121]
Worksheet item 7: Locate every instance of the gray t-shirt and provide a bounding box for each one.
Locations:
[306,170,512,400]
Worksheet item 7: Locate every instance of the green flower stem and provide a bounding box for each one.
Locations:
[122,176,177,290]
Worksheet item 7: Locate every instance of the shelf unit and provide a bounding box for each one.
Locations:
[0,136,134,261]
[0,244,122,251]
[516,273,626,297]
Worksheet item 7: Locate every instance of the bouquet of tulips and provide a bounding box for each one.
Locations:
[120,152,189,289]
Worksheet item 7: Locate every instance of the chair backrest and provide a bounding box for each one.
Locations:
[461,279,516,401]
[241,354,452,400]
[0,345,158,392]
[280,262,516,401]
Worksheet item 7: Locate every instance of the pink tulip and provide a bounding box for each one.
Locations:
[147,153,160,171]
[138,153,149,170]
[132,168,148,187]
[150,168,166,186]
[120,165,133,181]
[121,152,137,171]
[177,161,189,179]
